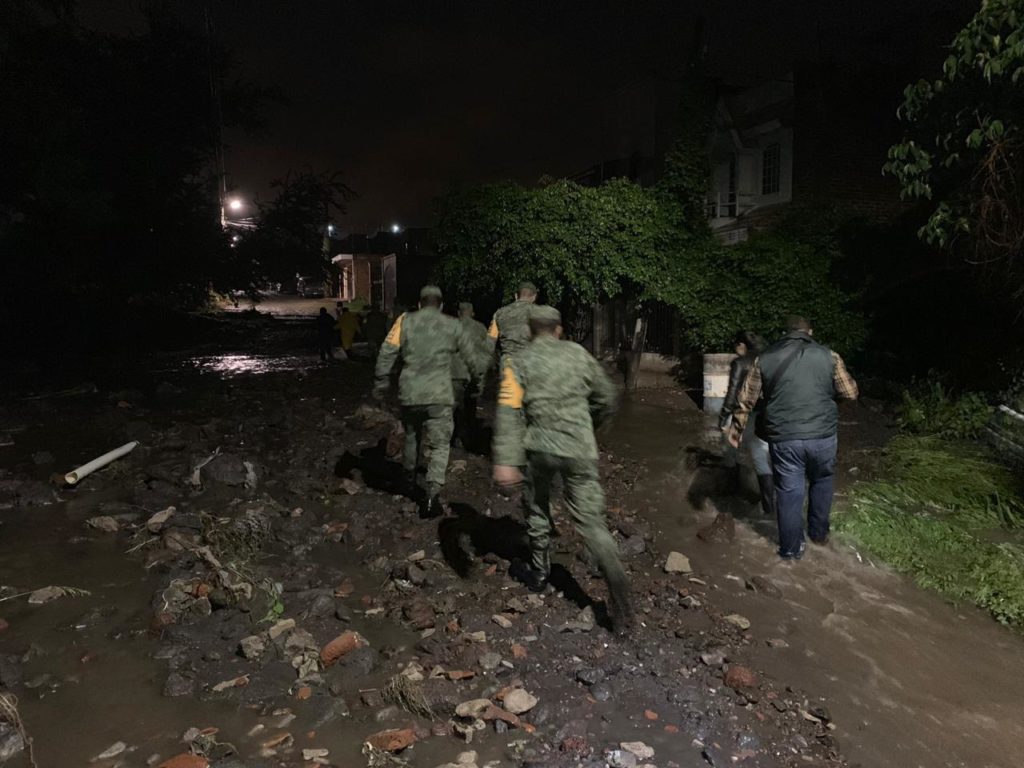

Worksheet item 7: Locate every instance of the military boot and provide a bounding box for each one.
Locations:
[606,575,635,637]
[511,551,550,593]
[421,484,444,520]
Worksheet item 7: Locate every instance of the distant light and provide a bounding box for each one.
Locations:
[327,224,335,234]
[228,198,243,212]
[232,235,241,242]
[390,223,401,234]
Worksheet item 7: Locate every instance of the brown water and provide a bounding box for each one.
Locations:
[607,396,1024,768]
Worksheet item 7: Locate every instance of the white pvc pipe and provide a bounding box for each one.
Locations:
[65,441,139,485]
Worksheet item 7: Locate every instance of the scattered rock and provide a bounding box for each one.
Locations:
[320,630,368,667]
[158,754,209,768]
[239,635,266,659]
[163,672,195,697]
[95,741,127,760]
[455,699,492,719]
[621,741,655,760]
[502,688,537,715]
[575,667,605,686]
[700,650,726,667]
[302,748,329,760]
[664,552,692,574]
[723,613,751,631]
[766,638,789,649]
[268,618,296,641]
[86,515,120,532]
[746,575,782,598]
[491,614,512,629]
[606,749,637,768]
[146,507,176,532]
[724,665,758,690]
[364,727,417,753]
[558,605,596,633]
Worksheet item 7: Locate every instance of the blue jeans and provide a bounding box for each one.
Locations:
[769,435,838,557]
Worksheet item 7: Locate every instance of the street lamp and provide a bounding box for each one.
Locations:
[390,223,401,234]
[228,198,243,212]
[327,224,335,235]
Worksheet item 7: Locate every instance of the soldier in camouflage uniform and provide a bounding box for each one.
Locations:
[488,281,538,362]
[451,302,490,447]
[492,305,633,631]
[374,286,486,518]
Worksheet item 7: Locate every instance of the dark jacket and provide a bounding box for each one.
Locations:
[759,331,840,442]
[719,353,756,430]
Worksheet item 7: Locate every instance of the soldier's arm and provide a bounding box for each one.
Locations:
[455,321,489,382]
[493,362,527,467]
[588,355,619,429]
[373,314,404,397]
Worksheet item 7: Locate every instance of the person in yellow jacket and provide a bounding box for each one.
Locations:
[336,306,361,353]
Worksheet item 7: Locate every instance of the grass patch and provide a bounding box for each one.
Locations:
[835,435,1024,627]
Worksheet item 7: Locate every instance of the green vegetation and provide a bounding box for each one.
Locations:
[884,0,1024,291]
[837,430,1024,627]
[898,379,993,439]
[435,178,864,354]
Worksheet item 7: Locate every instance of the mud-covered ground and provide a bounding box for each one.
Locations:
[1,312,1023,768]
[0,314,847,768]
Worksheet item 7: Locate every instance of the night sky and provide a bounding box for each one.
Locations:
[78,0,977,233]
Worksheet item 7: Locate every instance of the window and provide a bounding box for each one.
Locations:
[761,143,781,195]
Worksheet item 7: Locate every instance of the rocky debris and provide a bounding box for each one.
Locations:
[723,613,751,631]
[724,665,758,690]
[557,605,596,633]
[746,575,782,598]
[239,635,266,659]
[621,741,655,760]
[267,619,296,641]
[491,614,512,629]
[86,515,120,532]
[203,452,249,486]
[664,551,692,574]
[163,672,195,697]
[320,630,368,667]
[364,727,417,752]
[158,754,209,768]
[146,507,176,532]
[502,688,537,715]
[95,741,127,759]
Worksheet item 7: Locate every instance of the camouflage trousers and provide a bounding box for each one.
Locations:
[400,405,454,494]
[522,451,627,589]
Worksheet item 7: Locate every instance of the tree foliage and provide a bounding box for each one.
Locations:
[435,179,865,354]
[884,0,1024,282]
[237,171,352,287]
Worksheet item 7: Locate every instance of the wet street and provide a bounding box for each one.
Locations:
[1,313,1022,768]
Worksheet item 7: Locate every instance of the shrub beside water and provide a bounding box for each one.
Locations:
[836,409,1024,627]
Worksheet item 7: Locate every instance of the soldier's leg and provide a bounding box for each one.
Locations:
[523,452,557,578]
[400,407,421,475]
[451,379,468,447]
[422,405,454,496]
[562,457,633,627]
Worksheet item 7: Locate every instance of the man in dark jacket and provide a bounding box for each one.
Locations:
[729,316,858,559]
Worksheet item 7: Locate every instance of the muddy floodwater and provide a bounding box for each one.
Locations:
[1,313,1023,768]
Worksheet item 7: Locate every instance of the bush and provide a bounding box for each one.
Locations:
[836,436,1024,627]
[898,379,993,439]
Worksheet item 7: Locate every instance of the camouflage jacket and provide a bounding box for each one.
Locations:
[375,307,486,406]
[488,300,533,361]
[452,315,490,382]
[493,336,618,465]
